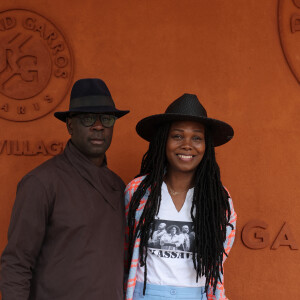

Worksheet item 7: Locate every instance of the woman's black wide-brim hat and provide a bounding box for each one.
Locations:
[136,93,234,147]
[54,78,129,122]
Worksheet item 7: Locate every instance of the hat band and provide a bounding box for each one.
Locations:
[70,95,115,109]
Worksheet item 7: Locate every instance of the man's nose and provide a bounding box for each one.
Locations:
[90,117,104,130]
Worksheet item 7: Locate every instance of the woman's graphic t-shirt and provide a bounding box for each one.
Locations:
[136,182,206,287]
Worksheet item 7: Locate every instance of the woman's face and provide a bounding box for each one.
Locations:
[171,227,177,235]
[166,120,205,175]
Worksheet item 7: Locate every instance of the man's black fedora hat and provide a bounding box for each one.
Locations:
[54,78,129,122]
[136,93,234,147]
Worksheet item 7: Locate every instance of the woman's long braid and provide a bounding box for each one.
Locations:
[127,124,232,295]
[191,130,232,293]
[127,123,170,294]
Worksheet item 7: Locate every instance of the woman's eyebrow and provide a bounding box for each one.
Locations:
[171,128,184,132]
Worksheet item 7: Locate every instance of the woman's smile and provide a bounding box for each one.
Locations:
[177,154,195,161]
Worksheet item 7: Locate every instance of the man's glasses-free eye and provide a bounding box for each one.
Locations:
[70,114,117,128]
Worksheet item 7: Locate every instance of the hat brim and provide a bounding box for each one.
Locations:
[136,113,234,147]
[54,107,130,122]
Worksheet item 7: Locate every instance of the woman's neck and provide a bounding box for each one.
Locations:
[164,169,194,192]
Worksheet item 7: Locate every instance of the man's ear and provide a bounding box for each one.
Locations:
[66,117,73,135]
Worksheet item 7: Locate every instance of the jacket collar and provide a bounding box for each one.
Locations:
[63,140,122,210]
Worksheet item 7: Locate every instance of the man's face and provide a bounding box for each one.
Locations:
[67,113,114,165]
[158,223,166,231]
[182,225,189,233]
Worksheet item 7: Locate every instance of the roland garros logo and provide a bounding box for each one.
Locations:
[278,0,300,83]
[0,9,73,121]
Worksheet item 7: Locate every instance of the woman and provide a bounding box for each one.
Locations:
[125,94,237,300]
[160,225,181,251]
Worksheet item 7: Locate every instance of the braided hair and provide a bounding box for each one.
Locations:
[127,122,232,295]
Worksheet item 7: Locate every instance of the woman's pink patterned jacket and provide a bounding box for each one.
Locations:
[124,176,237,300]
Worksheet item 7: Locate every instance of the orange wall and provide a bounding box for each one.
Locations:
[0,1,299,299]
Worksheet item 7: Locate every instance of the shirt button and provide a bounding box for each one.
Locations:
[170,289,176,295]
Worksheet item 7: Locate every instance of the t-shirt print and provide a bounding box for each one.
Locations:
[136,182,206,287]
[148,219,195,258]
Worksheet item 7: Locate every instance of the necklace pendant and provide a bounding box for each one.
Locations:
[169,188,179,196]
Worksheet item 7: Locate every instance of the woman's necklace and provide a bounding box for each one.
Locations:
[167,185,189,196]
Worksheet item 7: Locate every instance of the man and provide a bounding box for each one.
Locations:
[180,225,191,252]
[148,222,166,248]
[0,78,129,300]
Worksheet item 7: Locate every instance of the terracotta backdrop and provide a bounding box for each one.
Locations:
[0,0,299,299]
